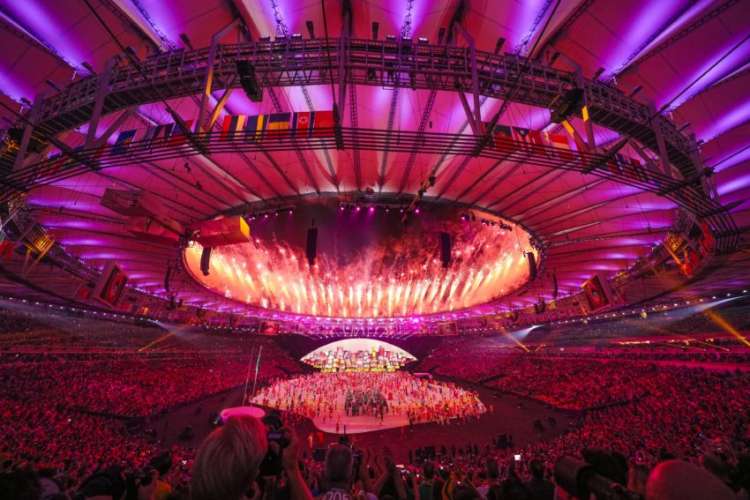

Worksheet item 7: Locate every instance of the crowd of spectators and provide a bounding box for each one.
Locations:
[0,311,304,493]
[2,306,750,499]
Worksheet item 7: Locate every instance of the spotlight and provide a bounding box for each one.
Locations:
[372,22,379,40]
[305,20,315,38]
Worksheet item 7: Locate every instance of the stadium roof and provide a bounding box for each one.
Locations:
[0,0,748,330]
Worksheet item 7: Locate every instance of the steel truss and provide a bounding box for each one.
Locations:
[6,38,699,178]
[2,128,739,254]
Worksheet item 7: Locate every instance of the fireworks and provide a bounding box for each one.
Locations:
[185,205,536,318]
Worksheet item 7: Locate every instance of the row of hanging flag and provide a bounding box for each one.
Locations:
[42,110,653,181]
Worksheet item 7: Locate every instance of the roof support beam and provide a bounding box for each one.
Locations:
[85,58,116,148]
[195,19,240,134]
[92,107,136,149]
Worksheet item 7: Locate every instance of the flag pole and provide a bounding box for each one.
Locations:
[251,345,263,398]
[242,345,255,405]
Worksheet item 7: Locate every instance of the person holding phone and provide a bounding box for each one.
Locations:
[190,415,312,500]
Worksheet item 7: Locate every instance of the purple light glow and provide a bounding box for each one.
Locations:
[712,145,750,173]
[128,0,183,46]
[0,69,34,103]
[58,238,105,246]
[1,1,88,68]
[389,0,427,36]
[601,2,683,78]
[664,35,750,110]
[511,0,551,51]
[717,174,750,196]
[38,219,96,230]
[609,0,715,77]
[698,98,750,142]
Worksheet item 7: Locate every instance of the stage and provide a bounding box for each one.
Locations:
[154,378,576,462]
[312,414,410,434]
[250,371,487,434]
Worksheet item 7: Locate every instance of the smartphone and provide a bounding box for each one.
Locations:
[514,454,521,461]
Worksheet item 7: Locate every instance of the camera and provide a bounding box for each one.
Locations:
[260,412,288,476]
[555,455,643,500]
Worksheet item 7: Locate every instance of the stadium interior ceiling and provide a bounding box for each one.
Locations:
[0,0,749,339]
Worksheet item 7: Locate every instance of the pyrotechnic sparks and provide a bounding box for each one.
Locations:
[185,211,536,318]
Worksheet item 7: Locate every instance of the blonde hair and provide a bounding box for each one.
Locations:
[191,416,268,500]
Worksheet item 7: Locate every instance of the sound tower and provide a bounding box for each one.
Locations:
[236,61,263,102]
[306,227,318,267]
[200,246,212,276]
[439,232,452,268]
[526,252,537,280]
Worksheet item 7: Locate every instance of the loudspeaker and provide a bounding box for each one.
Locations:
[440,232,452,268]
[236,61,263,102]
[200,246,212,276]
[164,265,172,292]
[306,227,318,267]
[526,252,537,280]
[550,88,584,123]
[552,272,558,299]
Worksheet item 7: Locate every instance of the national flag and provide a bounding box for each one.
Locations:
[166,120,194,148]
[47,152,67,175]
[142,124,174,147]
[548,133,571,150]
[221,115,247,139]
[50,146,84,171]
[549,133,575,161]
[312,110,336,138]
[699,223,715,256]
[75,282,92,300]
[512,127,530,141]
[525,129,547,157]
[492,124,514,152]
[293,111,314,138]
[0,239,15,260]
[244,115,266,141]
[112,129,137,155]
[266,112,291,137]
[511,127,533,153]
[526,129,544,146]
[606,153,625,176]
[627,156,649,182]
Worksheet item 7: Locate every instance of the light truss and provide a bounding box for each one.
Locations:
[3,38,700,178]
